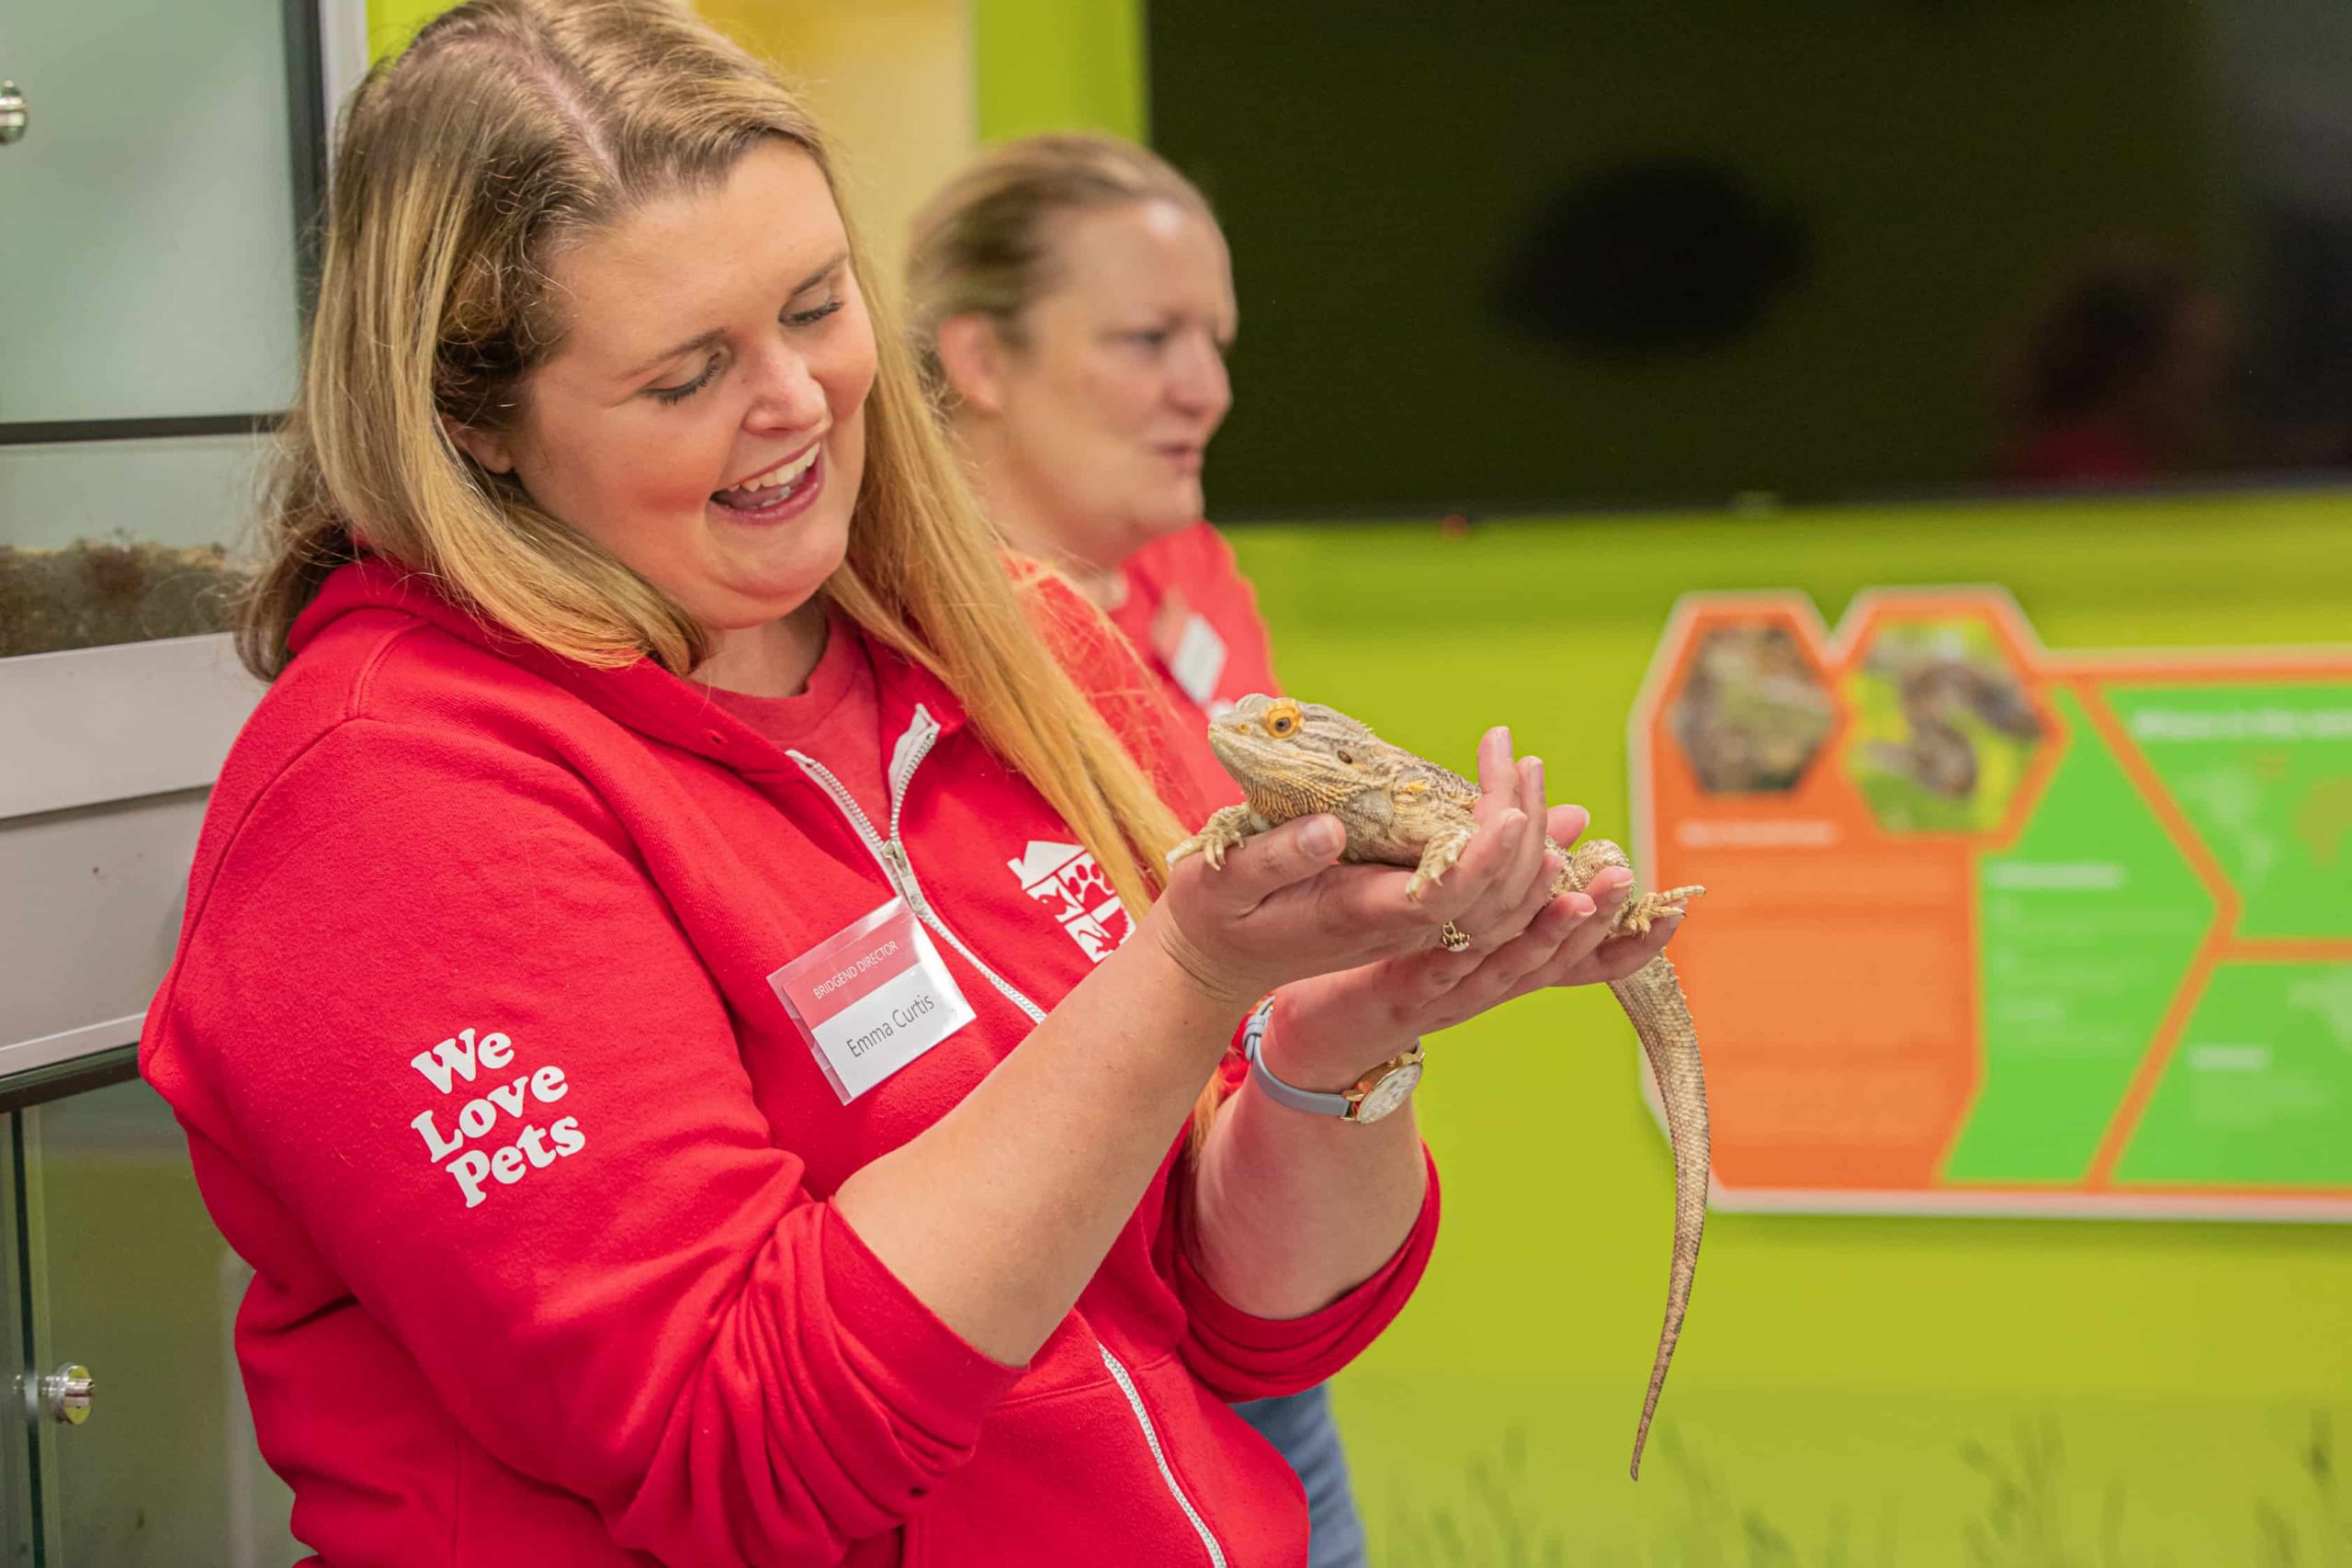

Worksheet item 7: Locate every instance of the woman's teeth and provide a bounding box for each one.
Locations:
[714,445,820,508]
[739,445,820,491]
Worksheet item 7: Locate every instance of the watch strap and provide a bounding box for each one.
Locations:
[1241,1000,1356,1118]
[1240,999,1420,1121]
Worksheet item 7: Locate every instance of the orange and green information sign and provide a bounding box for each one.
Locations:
[1631,588,2352,1220]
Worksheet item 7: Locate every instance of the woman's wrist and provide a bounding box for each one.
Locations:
[1259,987,1416,1094]
[1130,903,1263,1040]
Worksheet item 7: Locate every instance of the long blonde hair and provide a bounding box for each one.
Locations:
[246,0,1185,925]
[904,131,1216,407]
[907,135,1243,1141]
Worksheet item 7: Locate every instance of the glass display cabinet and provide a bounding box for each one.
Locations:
[1,4,366,1560]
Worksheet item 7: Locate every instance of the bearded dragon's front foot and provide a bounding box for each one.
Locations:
[1405,824,1472,902]
[1167,805,1261,872]
[1616,884,1706,937]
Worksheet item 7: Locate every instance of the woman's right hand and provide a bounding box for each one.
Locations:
[1146,777,1536,1013]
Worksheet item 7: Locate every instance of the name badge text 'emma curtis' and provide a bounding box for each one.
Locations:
[768,898,976,1102]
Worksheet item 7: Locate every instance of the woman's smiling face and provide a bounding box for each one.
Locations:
[452,140,876,634]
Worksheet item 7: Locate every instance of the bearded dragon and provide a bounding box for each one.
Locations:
[1168,694,1710,1480]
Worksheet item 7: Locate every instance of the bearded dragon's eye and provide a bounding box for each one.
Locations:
[1262,701,1303,738]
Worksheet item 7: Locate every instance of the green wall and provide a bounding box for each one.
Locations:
[973,0,1147,142]
[1230,492,2352,1563]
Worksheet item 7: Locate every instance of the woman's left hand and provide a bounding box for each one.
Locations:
[1254,729,1681,1087]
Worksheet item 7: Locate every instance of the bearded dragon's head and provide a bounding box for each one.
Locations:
[1206,694,1394,822]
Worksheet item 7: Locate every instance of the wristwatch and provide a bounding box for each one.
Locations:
[1240,999,1424,1124]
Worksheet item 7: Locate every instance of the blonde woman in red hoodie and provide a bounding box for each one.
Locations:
[141,4,1672,1563]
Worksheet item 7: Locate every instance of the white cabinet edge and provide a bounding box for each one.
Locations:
[0,1012,144,1077]
[0,635,260,819]
[319,0,372,132]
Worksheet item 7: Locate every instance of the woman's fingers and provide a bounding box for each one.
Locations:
[1268,861,1484,977]
[1552,866,1633,968]
[1385,737,1528,942]
[1191,812,1348,914]
[1535,909,1679,988]
[1428,878,1603,1015]
[1586,913,1680,982]
[1493,755,1550,910]
[1411,726,1543,950]
[1491,848,1572,953]
[1494,880,1604,980]
[1474,725,1517,810]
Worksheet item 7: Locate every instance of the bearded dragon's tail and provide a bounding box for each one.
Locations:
[1608,951,1710,1481]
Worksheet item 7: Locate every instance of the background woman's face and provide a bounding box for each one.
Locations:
[992,198,1237,565]
[465,141,877,633]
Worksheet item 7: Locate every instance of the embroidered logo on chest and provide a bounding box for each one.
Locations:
[1007,840,1132,964]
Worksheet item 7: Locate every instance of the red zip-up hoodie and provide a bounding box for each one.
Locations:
[139,559,1439,1567]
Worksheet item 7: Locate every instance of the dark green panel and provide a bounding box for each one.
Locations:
[1148,0,2223,515]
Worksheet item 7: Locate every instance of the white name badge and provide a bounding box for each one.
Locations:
[1164,613,1228,708]
[768,898,976,1103]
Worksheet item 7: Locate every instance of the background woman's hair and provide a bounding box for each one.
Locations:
[247,0,1187,953]
[902,130,1215,409]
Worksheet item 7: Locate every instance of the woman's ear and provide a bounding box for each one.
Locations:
[933,313,1010,417]
[441,415,517,475]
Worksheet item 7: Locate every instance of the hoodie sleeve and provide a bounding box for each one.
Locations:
[1154,1055,1443,1402]
[154,717,1021,1566]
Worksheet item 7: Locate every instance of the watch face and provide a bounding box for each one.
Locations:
[1355,1061,1423,1123]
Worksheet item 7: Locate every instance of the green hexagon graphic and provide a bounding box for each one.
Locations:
[1944,688,2214,1183]
[2102,683,2352,939]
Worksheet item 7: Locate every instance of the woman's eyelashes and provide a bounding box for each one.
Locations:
[651,355,723,406]
[647,298,846,405]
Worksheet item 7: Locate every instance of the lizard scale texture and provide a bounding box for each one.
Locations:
[1167,694,1711,1480]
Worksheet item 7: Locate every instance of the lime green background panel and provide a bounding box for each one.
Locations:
[2106,682,2352,939]
[367,0,447,59]
[1229,492,2352,1562]
[2119,963,2352,1188]
[371,3,1148,144]
[1948,686,2212,1183]
[974,0,1147,142]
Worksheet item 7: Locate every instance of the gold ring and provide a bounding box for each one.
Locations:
[1440,922,1472,953]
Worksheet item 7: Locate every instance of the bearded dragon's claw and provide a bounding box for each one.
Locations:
[1405,826,1471,901]
[1619,885,1706,937]
[1169,805,1258,873]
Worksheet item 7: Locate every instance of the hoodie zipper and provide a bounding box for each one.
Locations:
[1099,1344,1229,1567]
[786,705,1043,1025]
[787,710,1227,1566]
